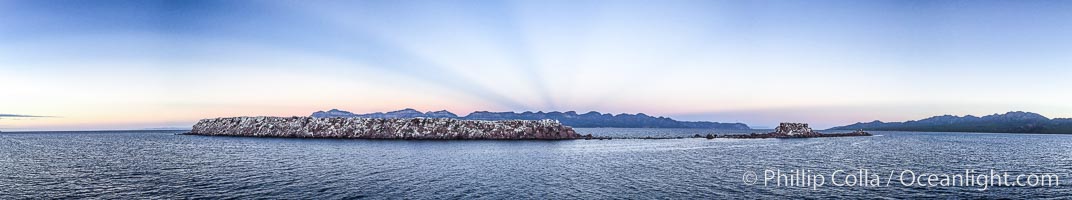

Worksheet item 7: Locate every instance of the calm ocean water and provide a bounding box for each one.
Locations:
[2,129,1070,199]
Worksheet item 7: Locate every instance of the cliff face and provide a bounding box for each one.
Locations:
[189,117,581,140]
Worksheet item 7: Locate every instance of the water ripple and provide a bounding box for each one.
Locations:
[1,130,1070,198]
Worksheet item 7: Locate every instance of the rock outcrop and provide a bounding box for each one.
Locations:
[721,122,870,139]
[188,117,581,140]
[774,123,817,136]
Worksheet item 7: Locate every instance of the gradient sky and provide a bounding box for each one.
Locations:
[2,0,1071,131]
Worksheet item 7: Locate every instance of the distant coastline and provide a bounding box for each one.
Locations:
[831,111,1072,134]
[312,108,750,129]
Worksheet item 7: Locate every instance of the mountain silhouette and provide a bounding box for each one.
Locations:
[830,111,1072,134]
[312,108,750,129]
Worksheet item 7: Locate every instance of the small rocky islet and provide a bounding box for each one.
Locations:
[715,123,871,139]
[187,117,582,140]
[186,116,869,140]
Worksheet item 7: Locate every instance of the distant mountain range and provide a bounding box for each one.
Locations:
[312,108,751,129]
[830,111,1072,134]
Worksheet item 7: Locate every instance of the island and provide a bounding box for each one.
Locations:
[830,111,1072,134]
[717,123,871,139]
[186,116,583,140]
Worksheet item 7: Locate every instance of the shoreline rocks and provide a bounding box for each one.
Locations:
[187,117,581,140]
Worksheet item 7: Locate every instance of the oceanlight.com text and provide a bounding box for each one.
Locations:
[742,169,1061,191]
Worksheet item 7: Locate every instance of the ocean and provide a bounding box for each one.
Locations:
[1,129,1069,199]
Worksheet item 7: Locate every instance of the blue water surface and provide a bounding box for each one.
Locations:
[1,129,1070,199]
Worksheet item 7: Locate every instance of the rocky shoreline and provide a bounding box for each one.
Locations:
[187,117,582,140]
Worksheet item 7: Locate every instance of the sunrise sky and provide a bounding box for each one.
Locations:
[2,0,1071,131]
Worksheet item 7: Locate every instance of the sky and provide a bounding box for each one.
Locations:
[2,0,1071,131]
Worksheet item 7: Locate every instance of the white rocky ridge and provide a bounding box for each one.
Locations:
[774,123,816,136]
[189,117,581,140]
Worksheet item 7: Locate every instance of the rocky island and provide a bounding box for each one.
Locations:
[719,123,871,139]
[187,117,582,140]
